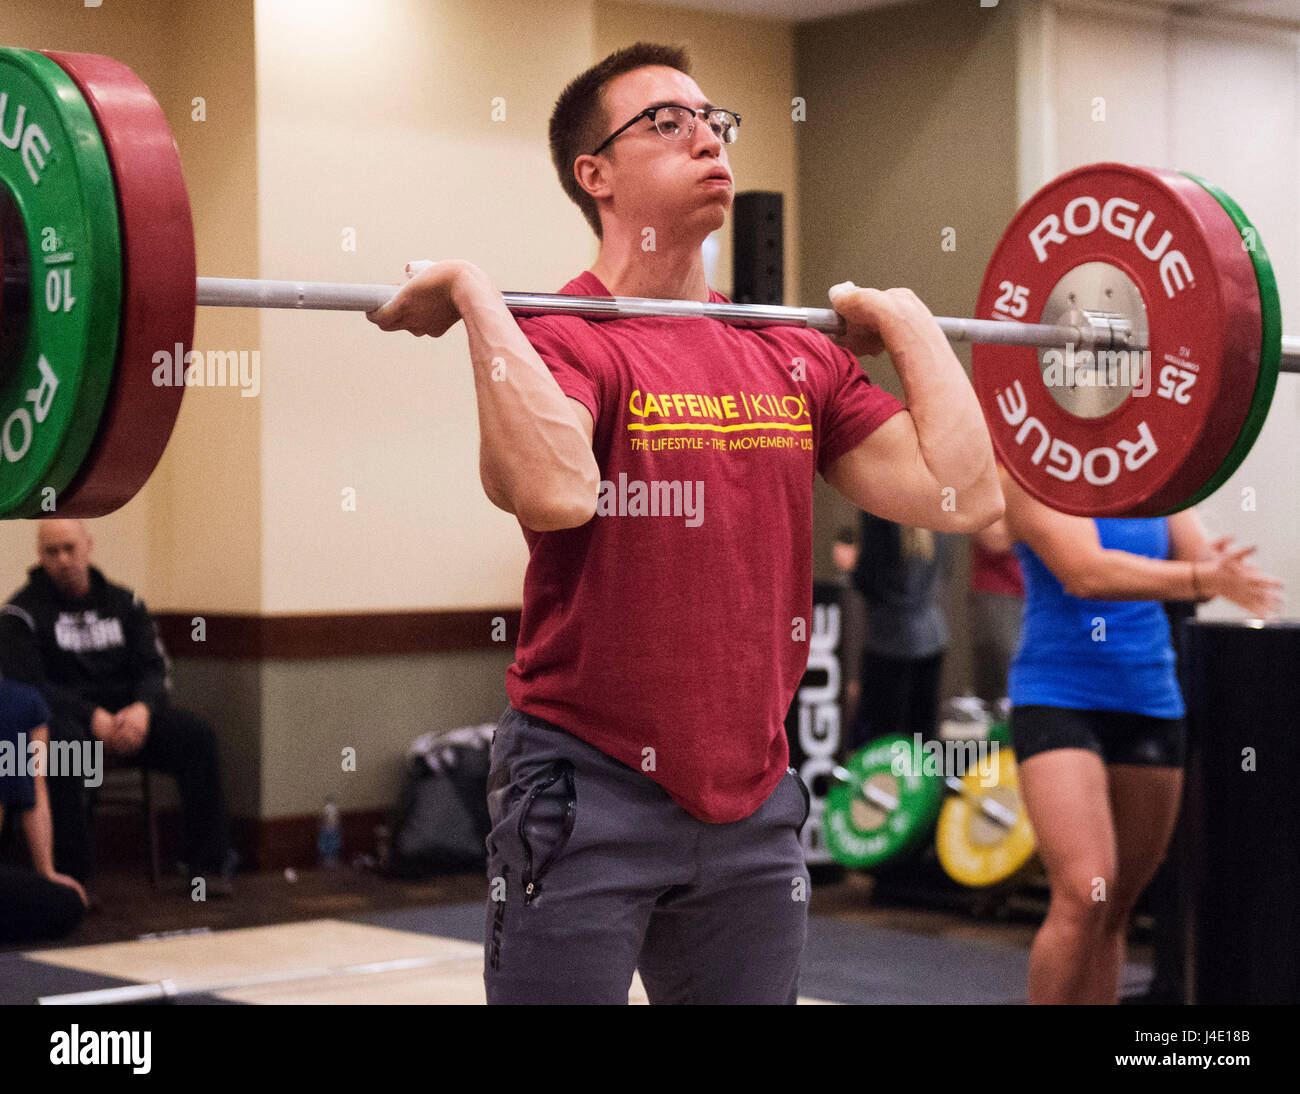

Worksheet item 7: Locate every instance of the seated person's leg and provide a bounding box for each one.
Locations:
[0,720,87,941]
[133,706,232,875]
[0,862,84,944]
[44,716,94,884]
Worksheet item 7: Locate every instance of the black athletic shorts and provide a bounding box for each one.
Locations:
[1010,705,1185,767]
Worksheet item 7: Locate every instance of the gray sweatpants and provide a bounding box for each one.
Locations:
[483,705,812,1004]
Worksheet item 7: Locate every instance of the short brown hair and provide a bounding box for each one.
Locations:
[549,42,692,239]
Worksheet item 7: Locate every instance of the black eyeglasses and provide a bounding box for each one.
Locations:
[589,104,741,157]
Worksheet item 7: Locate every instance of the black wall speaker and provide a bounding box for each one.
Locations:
[732,190,784,305]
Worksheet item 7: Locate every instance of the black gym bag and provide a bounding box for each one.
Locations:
[389,724,495,877]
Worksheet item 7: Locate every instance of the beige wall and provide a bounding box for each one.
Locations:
[251,0,597,813]
[155,0,264,615]
[795,0,1023,697]
[253,0,594,613]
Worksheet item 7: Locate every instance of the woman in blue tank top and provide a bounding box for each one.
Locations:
[1000,467,1281,1005]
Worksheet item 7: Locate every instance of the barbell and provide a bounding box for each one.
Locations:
[1,46,1296,519]
[36,951,466,1005]
[825,729,1036,888]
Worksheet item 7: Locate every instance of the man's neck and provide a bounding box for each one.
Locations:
[588,228,711,302]
[45,569,91,601]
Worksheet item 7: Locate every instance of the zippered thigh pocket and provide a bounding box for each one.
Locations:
[789,766,811,835]
[518,760,577,903]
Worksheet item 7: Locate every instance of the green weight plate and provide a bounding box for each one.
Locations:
[0,48,121,517]
[1157,174,1282,514]
[825,734,944,870]
[0,180,28,389]
[987,720,1011,747]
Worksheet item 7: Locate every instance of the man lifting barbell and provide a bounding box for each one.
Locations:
[2,38,1295,1007]
[367,42,1003,1005]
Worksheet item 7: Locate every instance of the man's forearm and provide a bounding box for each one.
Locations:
[22,785,56,876]
[455,277,600,530]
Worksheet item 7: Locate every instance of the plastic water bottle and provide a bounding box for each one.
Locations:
[318,796,341,868]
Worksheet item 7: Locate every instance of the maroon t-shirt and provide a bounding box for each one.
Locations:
[507,272,904,822]
[971,544,1025,597]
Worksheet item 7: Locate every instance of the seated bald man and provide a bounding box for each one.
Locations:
[0,520,234,895]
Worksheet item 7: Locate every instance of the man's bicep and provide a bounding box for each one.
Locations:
[824,412,941,526]
[568,397,594,446]
[522,329,596,448]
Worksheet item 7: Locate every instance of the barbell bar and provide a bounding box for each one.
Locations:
[195,275,1133,352]
[2,46,1298,522]
[37,951,470,1005]
[195,276,1300,369]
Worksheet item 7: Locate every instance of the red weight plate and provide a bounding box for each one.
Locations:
[972,163,1260,517]
[41,50,194,517]
[1124,172,1263,516]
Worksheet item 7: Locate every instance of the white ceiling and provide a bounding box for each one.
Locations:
[600,0,912,23]
[606,0,1300,26]
[1186,0,1300,20]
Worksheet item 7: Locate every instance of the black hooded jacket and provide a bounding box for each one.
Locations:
[0,565,170,734]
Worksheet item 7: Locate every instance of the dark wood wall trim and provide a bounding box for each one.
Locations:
[97,809,393,873]
[248,810,391,872]
[155,609,522,659]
